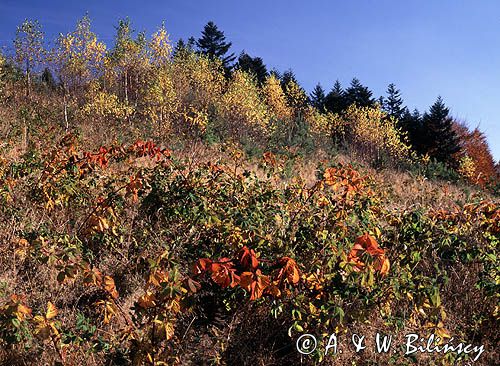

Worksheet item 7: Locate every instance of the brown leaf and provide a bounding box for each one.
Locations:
[323,167,338,186]
[137,291,156,309]
[186,278,201,293]
[348,233,388,275]
[239,270,270,300]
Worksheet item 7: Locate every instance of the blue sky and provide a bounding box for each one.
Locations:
[1,0,499,161]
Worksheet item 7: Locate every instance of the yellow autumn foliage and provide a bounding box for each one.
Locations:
[334,104,411,162]
[82,81,134,120]
[262,74,292,122]
[149,23,173,67]
[52,15,107,90]
[142,66,179,130]
[284,80,307,113]
[458,154,477,182]
[304,106,334,135]
[141,25,178,131]
[171,52,225,111]
[218,70,269,138]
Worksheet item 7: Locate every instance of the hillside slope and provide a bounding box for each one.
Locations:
[0,127,498,365]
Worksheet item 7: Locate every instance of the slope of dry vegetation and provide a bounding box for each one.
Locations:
[0,17,498,366]
[0,130,498,365]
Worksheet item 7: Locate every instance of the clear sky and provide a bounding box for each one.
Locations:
[1,0,499,161]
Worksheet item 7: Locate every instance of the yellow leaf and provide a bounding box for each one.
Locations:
[104,276,119,299]
[16,303,32,320]
[164,322,175,341]
[46,301,58,320]
[33,315,45,325]
[137,291,156,308]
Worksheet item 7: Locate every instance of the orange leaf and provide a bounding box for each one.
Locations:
[276,257,301,285]
[83,267,103,287]
[376,256,390,276]
[238,246,259,270]
[148,269,169,287]
[323,168,338,186]
[263,151,277,167]
[210,259,239,288]
[137,291,156,309]
[347,233,388,275]
[193,258,212,275]
[239,270,270,300]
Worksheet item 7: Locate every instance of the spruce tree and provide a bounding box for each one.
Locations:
[421,97,460,164]
[187,36,196,49]
[269,68,281,80]
[236,51,268,84]
[400,108,426,153]
[382,83,404,120]
[344,78,374,107]
[324,80,346,114]
[196,21,235,70]
[173,37,196,58]
[280,69,298,90]
[173,38,186,57]
[310,83,326,110]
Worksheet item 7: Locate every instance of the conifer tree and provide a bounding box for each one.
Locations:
[187,37,196,48]
[174,38,186,55]
[400,108,425,153]
[324,80,346,114]
[310,83,326,110]
[421,97,460,164]
[196,21,235,71]
[41,67,56,90]
[269,68,281,81]
[173,37,196,58]
[236,52,268,85]
[382,83,404,121]
[344,77,374,107]
[280,69,298,90]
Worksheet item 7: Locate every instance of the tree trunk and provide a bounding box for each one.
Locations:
[63,92,68,131]
[25,69,30,98]
[23,118,28,153]
[124,70,128,104]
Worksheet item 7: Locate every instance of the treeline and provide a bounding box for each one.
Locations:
[0,16,498,188]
